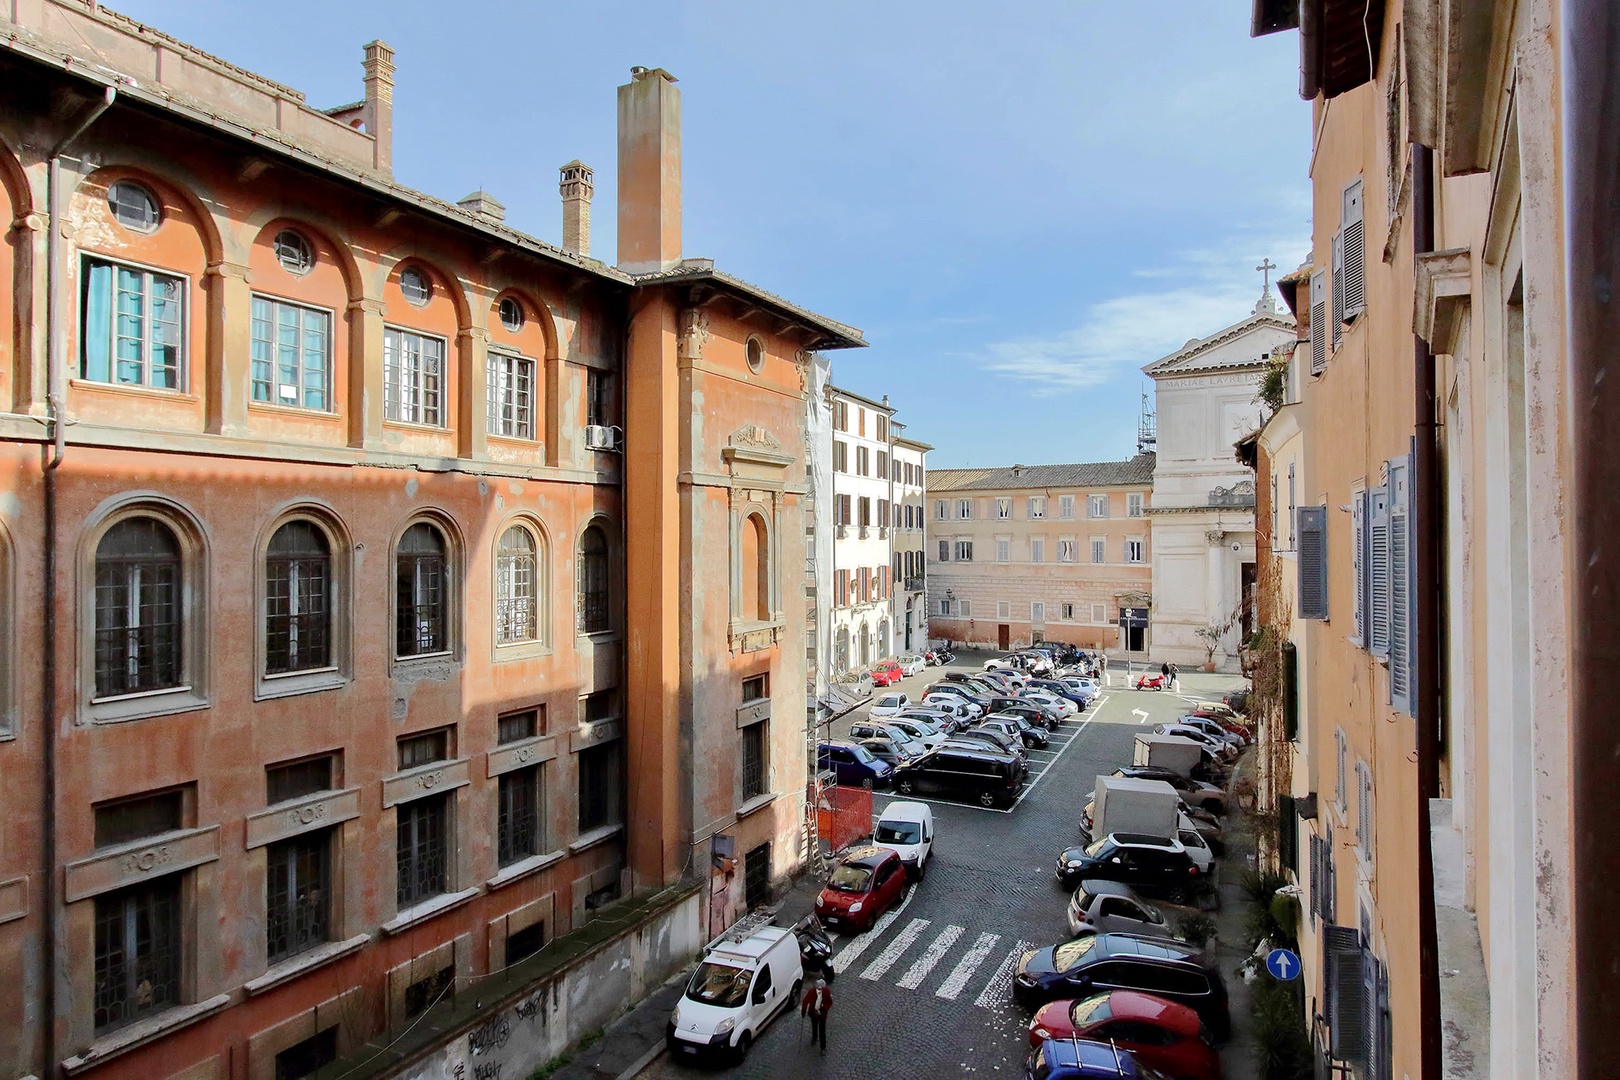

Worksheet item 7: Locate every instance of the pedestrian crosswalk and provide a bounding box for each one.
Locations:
[828,908,1036,1009]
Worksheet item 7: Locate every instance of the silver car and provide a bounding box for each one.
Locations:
[1066,879,1177,939]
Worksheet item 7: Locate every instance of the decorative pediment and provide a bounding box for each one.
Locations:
[723,424,793,473]
[730,425,780,452]
[1117,590,1153,608]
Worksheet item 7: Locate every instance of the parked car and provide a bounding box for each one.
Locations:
[944,731,1028,770]
[856,735,927,771]
[893,745,1024,807]
[1060,676,1101,701]
[1152,724,1236,761]
[870,691,911,718]
[817,741,893,788]
[981,713,1050,749]
[666,925,804,1064]
[1055,833,1205,901]
[924,684,991,712]
[897,707,966,734]
[1023,690,1079,719]
[1177,817,1215,873]
[814,845,909,931]
[897,654,928,677]
[1177,713,1248,748]
[1022,1037,1165,1080]
[872,800,935,878]
[1082,795,1226,856]
[1013,934,1231,1042]
[870,661,903,687]
[1027,991,1224,1080]
[1027,678,1092,708]
[1110,767,1227,815]
[988,697,1063,731]
[875,715,951,750]
[921,693,982,720]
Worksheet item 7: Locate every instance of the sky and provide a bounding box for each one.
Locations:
[116,0,1313,468]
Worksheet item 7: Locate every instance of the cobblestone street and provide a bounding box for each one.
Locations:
[642,662,1247,1080]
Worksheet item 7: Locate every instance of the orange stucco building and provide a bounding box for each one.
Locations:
[0,3,862,1078]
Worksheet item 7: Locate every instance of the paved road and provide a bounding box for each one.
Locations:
[646,664,1231,1080]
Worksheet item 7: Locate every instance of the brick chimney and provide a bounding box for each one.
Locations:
[559,160,594,255]
[362,40,395,175]
[616,67,681,274]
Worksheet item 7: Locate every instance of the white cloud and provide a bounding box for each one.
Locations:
[977,229,1310,391]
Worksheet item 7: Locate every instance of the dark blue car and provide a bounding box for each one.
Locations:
[1027,679,1091,709]
[817,741,894,788]
[1025,1037,1166,1079]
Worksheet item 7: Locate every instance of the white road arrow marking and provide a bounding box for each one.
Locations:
[1133,708,1151,724]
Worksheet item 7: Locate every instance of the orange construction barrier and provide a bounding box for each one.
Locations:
[815,782,873,854]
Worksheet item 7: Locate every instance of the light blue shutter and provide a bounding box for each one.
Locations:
[1297,506,1328,620]
[1368,487,1390,655]
[1352,490,1367,645]
[1388,455,1413,714]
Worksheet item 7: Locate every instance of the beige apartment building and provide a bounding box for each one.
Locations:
[925,457,1154,652]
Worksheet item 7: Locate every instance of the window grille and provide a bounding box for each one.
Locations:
[82,260,184,390]
[273,230,314,275]
[94,791,184,848]
[398,267,432,305]
[577,527,609,632]
[587,369,614,428]
[396,793,450,908]
[251,296,330,409]
[498,708,541,744]
[487,352,535,439]
[266,756,334,805]
[742,722,767,801]
[395,523,448,656]
[498,767,542,866]
[94,880,181,1033]
[107,181,161,232]
[495,527,538,644]
[267,831,331,963]
[266,521,331,674]
[382,327,444,425]
[578,741,623,833]
[94,518,183,697]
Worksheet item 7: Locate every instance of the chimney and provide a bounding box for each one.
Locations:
[617,67,681,273]
[362,40,395,175]
[559,160,594,255]
[457,190,506,222]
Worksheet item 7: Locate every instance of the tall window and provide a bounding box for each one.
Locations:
[833,441,848,472]
[487,352,536,439]
[1125,538,1145,563]
[856,446,869,476]
[741,513,770,622]
[577,525,609,633]
[1059,495,1075,519]
[1091,538,1106,564]
[396,794,449,908]
[94,881,181,1032]
[938,539,949,562]
[266,832,331,964]
[586,369,614,428]
[1058,539,1077,562]
[995,498,1011,519]
[742,722,767,801]
[876,415,889,441]
[1028,497,1046,519]
[395,523,448,657]
[1030,537,1045,563]
[266,521,331,674]
[957,499,972,520]
[94,518,183,698]
[82,259,184,390]
[251,296,330,410]
[383,328,445,426]
[1127,492,1145,517]
[1088,495,1110,518]
[498,765,543,867]
[876,450,888,478]
[495,527,538,645]
[578,741,623,833]
[954,539,973,562]
[996,538,1010,562]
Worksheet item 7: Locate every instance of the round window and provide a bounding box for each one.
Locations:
[745,337,765,373]
[499,296,525,332]
[399,266,432,306]
[107,180,161,233]
[273,230,314,275]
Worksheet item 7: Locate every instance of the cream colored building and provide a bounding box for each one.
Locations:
[828,386,896,671]
[890,431,931,654]
[924,458,1155,652]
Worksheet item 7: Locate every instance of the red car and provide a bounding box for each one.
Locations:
[870,661,902,687]
[1185,707,1251,742]
[813,845,908,932]
[1028,989,1222,1080]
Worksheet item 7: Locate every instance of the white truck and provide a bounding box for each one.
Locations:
[1091,775,1181,840]
[1132,732,1207,777]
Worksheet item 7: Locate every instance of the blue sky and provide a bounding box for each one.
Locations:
[119,0,1311,467]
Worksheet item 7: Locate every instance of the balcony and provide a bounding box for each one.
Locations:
[904,577,924,592]
[858,525,870,539]
[836,524,848,539]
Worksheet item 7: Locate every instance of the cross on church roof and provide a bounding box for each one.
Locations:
[1256,258,1277,291]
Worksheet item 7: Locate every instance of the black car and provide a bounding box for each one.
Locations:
[892,745,1023,807]
[980,714,1049,749]
[986,697,1062,731]
[1012,933,1231,1040]
[1055,833,1206,901]
[1110,766,1227,814]
[944,731,1028,770]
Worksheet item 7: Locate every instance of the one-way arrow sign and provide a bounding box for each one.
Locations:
[1266,947,1301,981]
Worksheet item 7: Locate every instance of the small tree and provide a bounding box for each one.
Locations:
[1194,609,1240,668]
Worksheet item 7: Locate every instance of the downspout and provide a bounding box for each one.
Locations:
[1409,140,1443,1080]
[42,83,116,1078]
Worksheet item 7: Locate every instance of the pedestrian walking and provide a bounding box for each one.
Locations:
[1161,660,1171,678]
[801,974,832,1053]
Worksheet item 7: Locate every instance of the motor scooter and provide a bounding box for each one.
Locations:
[1134,673,1169,691]
[793,914,834,979]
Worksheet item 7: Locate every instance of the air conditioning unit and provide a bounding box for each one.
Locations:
[584,425,620,451]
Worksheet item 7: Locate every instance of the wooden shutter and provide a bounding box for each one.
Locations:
[1361,948,1380,1069]
[1331,230,1345,349]
[1282,641,1299,740]
[1278,794,1298,874]
[1368,487,1391,655]
[1323,822,1337,922]
[1342,179,1366,320]
[1309,833,1323,920]
[1296,506,1328,620]
[1352,490,1367,644]
[1310,270,1327,375]
[1324,924,1367,1062]
[1388,456,1413,713]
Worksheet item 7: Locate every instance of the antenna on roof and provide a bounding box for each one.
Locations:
[1137,387,1156,455]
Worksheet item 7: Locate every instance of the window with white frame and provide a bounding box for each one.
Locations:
[996,601,1011,619]
[954,539,973,562]
[937,598,950,616]
[1088,494,1109,518]
[1058,539,1077,562]
[1127,492,1144,517]
[1030,537,1045,563]
[995,498,1011,519]
[1028,496,1046,519]
[957,499,973,520]
[1091,537,1105,564]
[1287,463,1297,549]
[935,501,948,521]
[1125,538,1145,563]
[1061,602,1076,621]
[251,296,331,410]
[1030,602,1045,624]
[1090,603,1107,625]
[487,352,536,439]
[383,327,445,426]
[495,526,539,645]
[81,258,185,390]
[955,599,971,617]
[996,537,1010,563]
[1356,760,1374,860]
[1059,495,1075,519]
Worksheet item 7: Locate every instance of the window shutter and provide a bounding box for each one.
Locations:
[1278,794,1298,873]
[1310,270,1327,375]
[1352,490,1367,644]
[1368,487,1391,655]
[1296,506,1328,620]
[1323,822,1337,922]
[1324,924,1366,1062]
[1309,833,1322,921]
[1361,948,1380,1069]
[1331,230,1345,349]
[1342,179,1366,320]
[1388,456,1413,714]
[1282,641,1299,740]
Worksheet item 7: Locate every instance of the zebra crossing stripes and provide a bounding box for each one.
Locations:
[934,931,1002,1001]
[973,940,1036,1009]
[896,924,965,989]
[830,885,918,973]
[860,918,932,981]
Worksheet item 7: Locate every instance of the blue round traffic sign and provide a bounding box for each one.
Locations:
[1265,948,1301,981]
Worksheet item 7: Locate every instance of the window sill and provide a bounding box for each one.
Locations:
[68,378,200,404]
[734,792,779,821]
[382,419,450,434]
[577,629,621,643]
[486,432,542,449]
[381,886,481,936]
[85,687,209,725]
[61,993,231,1075]
[487,849,567,891]
[244,933,370,996]
[254,667,347,702]
[247,401,341,421]
[492,640,554,664]
[568,823,624,855]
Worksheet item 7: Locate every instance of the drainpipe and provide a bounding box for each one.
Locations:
[1565,1,1620,1072]
[1409,140,1443,1080]
[42,83,116,1079]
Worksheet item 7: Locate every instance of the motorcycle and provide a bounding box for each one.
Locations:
[793,914,834,979]
[1134,673,1169,691]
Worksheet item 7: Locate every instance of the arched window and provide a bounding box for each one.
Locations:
[396,523,449,657]
[266,521,331,673]
[94,518,183,697]
[496,526,538,645]
[740,513,771,622]
[577,526,609,633]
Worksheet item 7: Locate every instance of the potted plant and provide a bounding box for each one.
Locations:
[1194,611,1239,672]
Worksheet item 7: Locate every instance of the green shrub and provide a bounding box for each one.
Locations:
[1175,913,1218,948]
[1239,868,1296,950]
[1251,977,1314,1080]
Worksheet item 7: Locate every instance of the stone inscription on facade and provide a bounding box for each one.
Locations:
[64,825,221,902]
[487,736,558,778]
[245,788,363,849]
[381,759,472,808]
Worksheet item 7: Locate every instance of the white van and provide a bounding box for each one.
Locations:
[872,800,934,880]
[666,924,803,1063]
